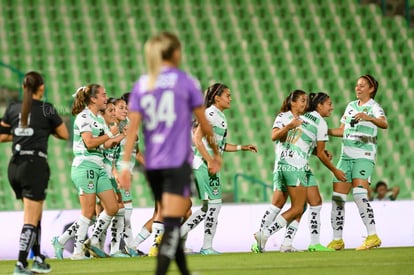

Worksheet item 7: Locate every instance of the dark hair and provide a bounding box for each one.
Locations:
[280,90,307,112]
[21,71,44,127]
[121,92,130,104]
[375,181,387,192]
[360,74,379,99]
[204,83,229,108]
[308,92,330,112]
[71,84,102,115]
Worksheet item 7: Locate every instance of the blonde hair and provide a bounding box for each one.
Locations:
[144,32,181,91]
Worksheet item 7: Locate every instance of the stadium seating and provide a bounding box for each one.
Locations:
[0,0,413,210]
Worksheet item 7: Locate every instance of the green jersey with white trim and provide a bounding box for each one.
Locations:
[272,111,294,173]
[115,119,139,174]
[340,99,385,161]
[193,105,227,169]
[72,108,108,167]
[279,111,328,169]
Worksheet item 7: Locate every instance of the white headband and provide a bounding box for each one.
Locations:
[72,86,86,98]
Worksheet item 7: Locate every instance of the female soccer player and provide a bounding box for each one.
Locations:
[252,90,306,253]
[119,32,221,275]
[0,71,69,274]
[327,74,388,251]
[70,85,121,259]
[254,92,346,252]
[180,83,257,255]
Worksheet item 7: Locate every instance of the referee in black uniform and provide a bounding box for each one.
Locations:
[0,71,69,275]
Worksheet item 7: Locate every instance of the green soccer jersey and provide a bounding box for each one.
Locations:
[193,105,227,169]
[272,111,294,173]
[279,111,328,169]
[340,99,385,161]
[114,118,138,173]
[72,108,108,167]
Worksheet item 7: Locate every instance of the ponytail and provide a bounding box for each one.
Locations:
[21,71,44,127]
[145,37,163,91]
[279,90,306,113]
[144,32,181,91]
[71,84,102,115]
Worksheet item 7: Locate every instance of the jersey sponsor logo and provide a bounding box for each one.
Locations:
[14,127,34,136]
[304,113,317,122]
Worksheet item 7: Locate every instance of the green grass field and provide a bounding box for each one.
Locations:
[1,247,413,275]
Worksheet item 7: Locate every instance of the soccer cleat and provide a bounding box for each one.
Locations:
[51,236,64,259]
[124,246,139,257]
[200,248,221,255]
[110,252,131,258]
[253,231,268,252]
[13,264,33,275]
[148,234,163,257]
[308,244,335,252]
[327,239,345,251]
[251,243,260,253]
[31,260,52,274]
[280,245,297,253]
[356,234,381,250]
[83,239,109,258]
[70,252,91,261]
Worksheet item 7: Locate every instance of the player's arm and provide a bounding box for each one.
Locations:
[271,118,302,142]
[81,124,119,149]
[0,120,12,142]
[354,113,388,129]
[193,106,221,174]
[328,124,345,137]
[53,122,69,140]
[224,143,257,153]
[315,140,346,182]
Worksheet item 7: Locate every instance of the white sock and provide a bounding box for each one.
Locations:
[331,192,347,240]
[58,221,78,245]
[282,220,299,247]
[264,215,287,239]
[110,208,125,254]
[180,208,206,237]
[202,200,222,250]
[309,205,322,245]
[260,205,281,232]
[353,187,377,235]
[123,204,134,247]
[132,226,151,248]
[151,221,164,246]
[73,215,90,255]
[90,211,113,246]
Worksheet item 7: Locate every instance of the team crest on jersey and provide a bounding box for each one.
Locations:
[88,181,94,190]
[212,187,219,196]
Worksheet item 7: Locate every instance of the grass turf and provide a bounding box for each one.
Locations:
[1,247,413,275]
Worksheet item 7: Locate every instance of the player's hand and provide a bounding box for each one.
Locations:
[118,169,131,191]
[324,150,333,160]
[208,155,222,175]
[353,112,371,122]
[242,144,258,153]
[333,168,347,182]
[288,117,303,129]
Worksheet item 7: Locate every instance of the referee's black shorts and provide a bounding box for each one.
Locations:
[146,161,193,202]
[8,152,50,201]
